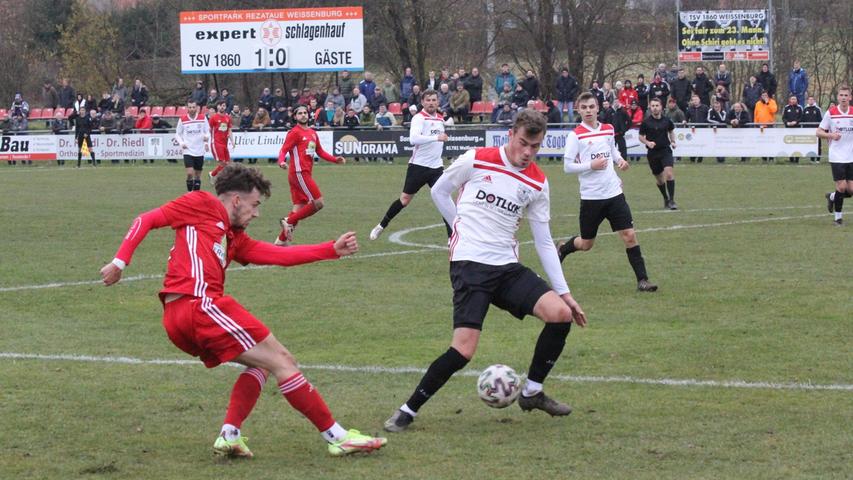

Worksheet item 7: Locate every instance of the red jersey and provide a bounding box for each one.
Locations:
[209,113,232,145]
[277,124,339,175]
[113,191,339,300]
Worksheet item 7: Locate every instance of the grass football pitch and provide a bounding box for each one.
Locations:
[0,159,850,479]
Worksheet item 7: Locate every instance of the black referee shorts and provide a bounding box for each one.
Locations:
[647,148,674,176]
[449,261,552,330]
[402,164,444,195]
[830,162,853,181]
[183,155,204,171]
[579,193,634,239]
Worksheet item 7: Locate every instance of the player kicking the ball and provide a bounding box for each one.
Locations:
[100,164,385,457]
[557,92,658,292]
[383,110,587,433]
[275,104,345,246]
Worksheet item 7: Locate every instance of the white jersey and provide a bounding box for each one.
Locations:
[819,105,853,163]
[409,110,445,168]
[563,122,624,200]
[175,112,210,157]
[431,147,569,294]
[436,146,549,264]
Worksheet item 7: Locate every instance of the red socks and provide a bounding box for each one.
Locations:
[278,373,335,432]
[223,368,268,428]
[211,164,224,177]
[287,203,318,226]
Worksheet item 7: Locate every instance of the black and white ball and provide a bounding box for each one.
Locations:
[477,364,522,408]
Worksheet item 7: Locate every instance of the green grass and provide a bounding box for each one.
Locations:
[0,159,850,479]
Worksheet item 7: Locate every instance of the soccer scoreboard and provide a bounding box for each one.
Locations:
[179,6,364,73]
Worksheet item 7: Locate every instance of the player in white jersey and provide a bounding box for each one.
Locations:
[369,90,450,240]
[557,92,658,292]
[818,84,853,226]
[383,110,587,433]
[175,100,211,191]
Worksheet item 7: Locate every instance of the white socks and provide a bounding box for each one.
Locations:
[220,424,240,441]
[321,422,348,443]
[400,404,417,417]
[522,379,543,397]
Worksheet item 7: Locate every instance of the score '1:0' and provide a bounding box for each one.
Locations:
[255,48,287,67]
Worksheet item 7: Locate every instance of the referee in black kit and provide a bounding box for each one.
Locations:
[639,97,678,210]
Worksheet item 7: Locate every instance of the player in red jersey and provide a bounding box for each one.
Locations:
[208,100,234,184]
[275,104,346,246]
[99,164,386,457]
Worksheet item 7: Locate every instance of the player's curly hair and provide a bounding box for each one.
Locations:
[512,109,547,136]
[214,163,272,198]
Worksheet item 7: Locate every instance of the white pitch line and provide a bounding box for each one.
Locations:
[388,212,827,249]
[1,352,850,392]
[0,209,826,293]
[0,248,438,293]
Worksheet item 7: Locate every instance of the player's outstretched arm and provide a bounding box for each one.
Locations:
[235,234,355,267]
[101,208,170,286]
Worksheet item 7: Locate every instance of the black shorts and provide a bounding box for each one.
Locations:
[183,155,204,171]
[830,162,853,182]
[579,193,634,240]
[402,164,444,195]
[450,261,552,330]
[647,148,674,176]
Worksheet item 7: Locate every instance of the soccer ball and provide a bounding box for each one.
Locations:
[477,364,522,408]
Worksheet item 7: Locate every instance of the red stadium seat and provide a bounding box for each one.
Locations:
[470,101,494,114]
[387,102,402,115]
[65,108,75,117]
[163,106,177,117]
[150,106,164,116]
[176,106,188,117]
[533,100,548,112]
[0,108,7,121]
[125,106,139,117]
[41,108,55,119]
[29,108,43,119]
[401,103,409,111]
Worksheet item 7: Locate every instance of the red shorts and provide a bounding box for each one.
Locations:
[289,171,322,205]
[211,142,231,163]
[162,295,270,368]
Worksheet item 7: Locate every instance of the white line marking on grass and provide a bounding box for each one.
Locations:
[0,249,438,293]
[0,210,825,293]
[389,213,828,249]
[2,352,850,392]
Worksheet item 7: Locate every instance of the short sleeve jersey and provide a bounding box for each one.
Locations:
[409,110,446,168]
[157,191,256,299]
[639,115,675,151]
[442,147,549,266]
[819,106,853,163]
[209,113,232,145]
[563,122,624,200]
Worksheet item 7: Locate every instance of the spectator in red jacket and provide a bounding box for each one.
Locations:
[627,100,644,128]
[618,80,639,109]
[135,107,153,132]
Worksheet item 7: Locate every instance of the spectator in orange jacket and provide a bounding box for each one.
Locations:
[753,90,778,125]
[753,90,778,162]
